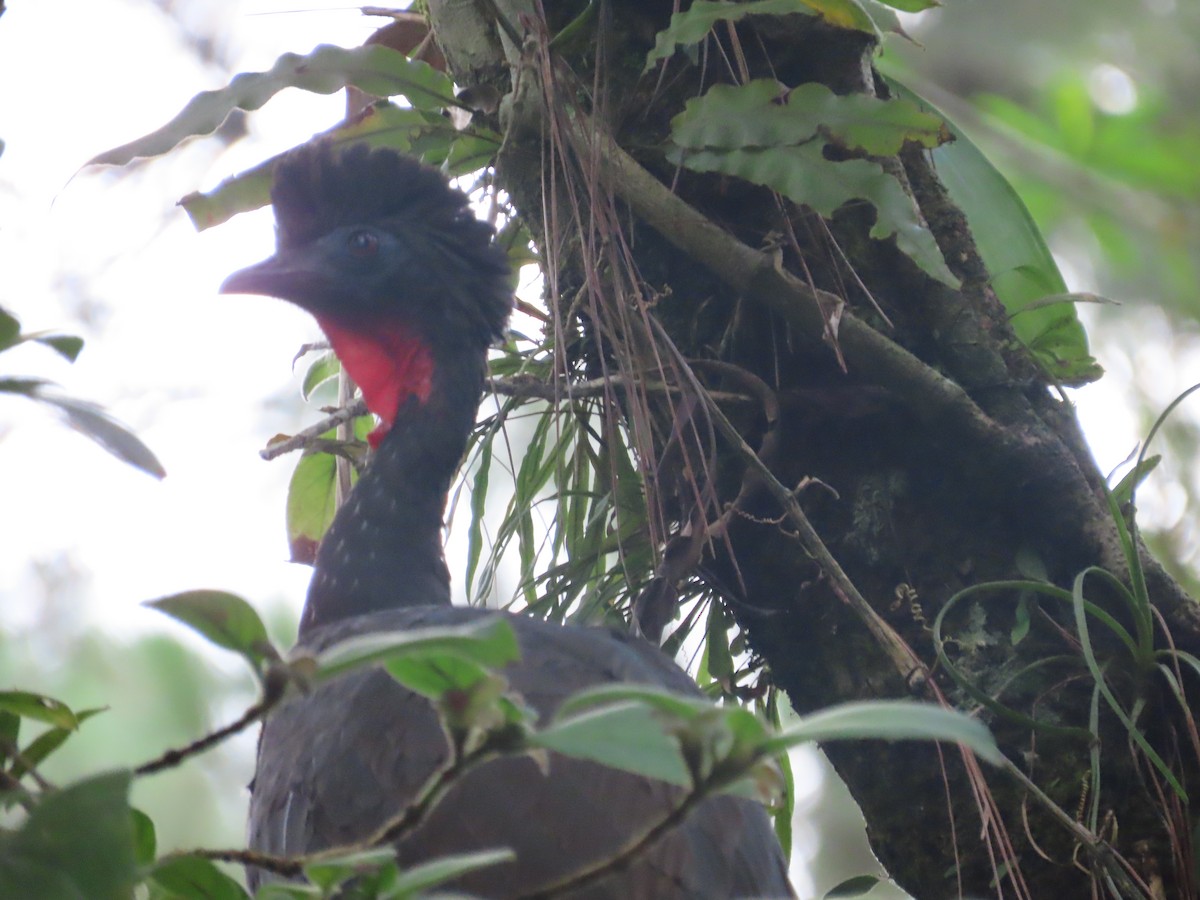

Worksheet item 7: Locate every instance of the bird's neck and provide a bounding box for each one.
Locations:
[298,319,485,636]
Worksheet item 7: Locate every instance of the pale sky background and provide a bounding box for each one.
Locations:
[0,2,1192,898]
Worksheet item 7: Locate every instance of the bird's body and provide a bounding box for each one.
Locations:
[222,142,793,898]
[253,606,789,897]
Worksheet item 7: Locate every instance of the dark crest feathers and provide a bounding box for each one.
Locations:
[269,141,512,345]
[272,142,470,250]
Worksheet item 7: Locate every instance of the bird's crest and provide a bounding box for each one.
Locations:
[266,141,512,347]
[270,141,481,251]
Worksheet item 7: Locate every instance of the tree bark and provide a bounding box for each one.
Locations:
[426,2,1198,897]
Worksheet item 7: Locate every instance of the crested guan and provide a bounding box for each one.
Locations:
[221,142,794,898]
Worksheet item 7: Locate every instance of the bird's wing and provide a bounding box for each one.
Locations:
[249,606,793,898]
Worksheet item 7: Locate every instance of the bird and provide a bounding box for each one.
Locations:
[220,141,794,898]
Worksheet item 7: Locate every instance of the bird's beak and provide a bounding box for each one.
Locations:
[220,248,327,303]
[219,254,292,298]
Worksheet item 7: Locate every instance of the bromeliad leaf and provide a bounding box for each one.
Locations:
[671,80,946,156]
[90,44,457,167]
[669,141,957,286]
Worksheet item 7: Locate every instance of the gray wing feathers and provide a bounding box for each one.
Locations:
[248,607,793,897]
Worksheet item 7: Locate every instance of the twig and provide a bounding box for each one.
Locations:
[232,728,514,881]
[134,675,285,777]
[553,107,1200,633]
[691,377,929,687]
[259,375,752,461]
[260,400,368,460]
[518,785,704,899]
[999,757,1155,900]
[368,731,502,848]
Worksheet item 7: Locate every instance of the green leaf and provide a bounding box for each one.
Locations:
[283,415,371,564]
[91,45,457,167]
[312,616,521,684]
[383,652,491,698]
[129,809,156,868]
[465,427,494,596]
[555,682,710,721]
[671,80,946,156]
[667,79,952,283]
[532,701,693,786]
[254,884,321,899]
[29,334,84,363]
[764,700,1002,764]
[1111,454,1161,507]
[704,602,735,685]
[646,0,815,71]
[0,376,48,396]
[11,709,105,780]
[0,710,18,756]
[180,105,455,231]
[886,78,1101,385]
[1010,593,1034,646]
[286,449,340,564]
[670,140,957,285]
[0,771,136,900]
[149,855,249,899]
[303,847,397,891]
[179,154,274,233]
[15,389,166,479]
[300,352,340,401]
[871,0,937,10]
[0,307,19,350]
[824,874,883,897]
[389,848,515,896]
[769,719,794,861]
[384,653,527,737]
[796,0,878,34]
[144,590,276,677]
[0,329,85,362]
[0,692,78,730]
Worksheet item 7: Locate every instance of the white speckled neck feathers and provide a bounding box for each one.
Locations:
[299,348,487,635]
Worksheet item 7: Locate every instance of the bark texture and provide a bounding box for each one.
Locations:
[426,2,1199,897]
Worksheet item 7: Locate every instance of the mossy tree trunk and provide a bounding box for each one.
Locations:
[427,2,1200,897]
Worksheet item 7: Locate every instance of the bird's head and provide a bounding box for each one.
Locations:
[221,142,511,440]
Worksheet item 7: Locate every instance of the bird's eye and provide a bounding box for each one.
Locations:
[347,230,379,258]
